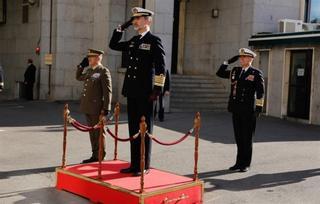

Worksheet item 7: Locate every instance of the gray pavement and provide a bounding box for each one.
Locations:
[0,101,319,204]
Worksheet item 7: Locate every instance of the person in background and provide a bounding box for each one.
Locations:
[0,62,4,92]
[24,59,36,100]
[154,69,170,122]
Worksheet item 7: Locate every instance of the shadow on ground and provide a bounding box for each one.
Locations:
[155,111,320,144]
[185,168,320,192]
[0,187,88,204]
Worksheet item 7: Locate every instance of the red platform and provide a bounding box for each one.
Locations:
[56,160,203,204]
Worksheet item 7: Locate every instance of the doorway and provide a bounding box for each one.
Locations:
[287,50,312,119]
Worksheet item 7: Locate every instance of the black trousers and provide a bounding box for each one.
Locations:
[127,97,153,171]
[232,112,256,168]
[154,93,165,120]
[25,83,34,100]
[85,114,105,159]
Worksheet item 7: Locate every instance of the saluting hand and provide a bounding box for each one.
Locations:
[79,57,89,68]
[227,55,240,64]
[120,18,133,31]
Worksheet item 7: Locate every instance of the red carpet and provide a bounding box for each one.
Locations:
[56,160,203,203]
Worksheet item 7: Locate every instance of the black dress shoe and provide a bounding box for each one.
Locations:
[132,169,150,177]
[82,157,98,164]
[120,167,135,173]
[229,165,241,171]
[239,167,250,172]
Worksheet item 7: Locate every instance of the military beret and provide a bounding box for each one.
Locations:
[131,7,154,17]
[87,48,104,57]
[239,48,256,58]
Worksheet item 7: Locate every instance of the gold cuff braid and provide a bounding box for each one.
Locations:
[154,74,166,87]
[256,98,264,107]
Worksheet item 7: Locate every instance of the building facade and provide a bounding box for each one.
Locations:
[0,0,320,125]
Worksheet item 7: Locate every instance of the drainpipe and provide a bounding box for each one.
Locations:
[48,0,53,97]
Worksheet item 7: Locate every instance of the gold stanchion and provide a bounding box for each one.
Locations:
[114,103,120,160]
[61,104,68,168]
[98,110,106,180]
[193,112,201,181]
[139,116,147,193]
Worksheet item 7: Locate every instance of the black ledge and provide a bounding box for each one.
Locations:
[249,30,320,46]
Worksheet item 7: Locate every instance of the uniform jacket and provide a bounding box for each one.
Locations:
[76,64,112,115]
[216,64,264,113]
[109,30,166,98]
[24,64,36,84]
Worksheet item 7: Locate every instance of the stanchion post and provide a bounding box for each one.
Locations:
[114,103,120,160]
[193,112,201,181]
[61,104,68,168]
[139,116,147,193]
[98,110,106,180]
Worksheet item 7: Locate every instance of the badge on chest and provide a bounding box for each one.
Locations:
[91,73,100,79]
[139,43,151,50]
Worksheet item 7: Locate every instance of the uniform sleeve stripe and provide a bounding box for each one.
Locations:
[154,74,166,87]
[256,98,264,106]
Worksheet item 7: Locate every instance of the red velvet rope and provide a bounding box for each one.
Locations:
[147,129,193,146]
[69,119,101,132]
[105,127,137,142]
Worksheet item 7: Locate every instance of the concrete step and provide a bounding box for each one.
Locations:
[171,97,228,103]
[171,83,224,88]
[171,74,216,80]
[171,87,227,93]
[172,92,229,98]
[169,74,228,112]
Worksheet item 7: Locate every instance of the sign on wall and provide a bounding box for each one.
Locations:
[45,54,53,65]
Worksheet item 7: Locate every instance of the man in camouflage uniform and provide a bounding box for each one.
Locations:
[76,49,112,163]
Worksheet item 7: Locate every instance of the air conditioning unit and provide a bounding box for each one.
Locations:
[279,19,303,33]
[302,23,320,31]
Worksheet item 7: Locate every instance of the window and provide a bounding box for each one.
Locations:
[0,0,6,24]
[305,0,320,23]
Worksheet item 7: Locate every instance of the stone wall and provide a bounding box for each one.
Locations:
[0,0,41,100]
[252,0,301,34]
[183,0,255,76]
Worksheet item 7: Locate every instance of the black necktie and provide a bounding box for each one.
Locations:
[239,69,245,78]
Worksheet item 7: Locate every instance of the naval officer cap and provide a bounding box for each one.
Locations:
[87,48,104,57]
[131,7,154,17]
[239,48,256,58]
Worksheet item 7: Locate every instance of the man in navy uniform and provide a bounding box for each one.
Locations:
[109,7,166,176]
[76,49,112,163]
[216,48,264,172]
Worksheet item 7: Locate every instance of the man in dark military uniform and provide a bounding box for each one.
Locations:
[76,49,112,163]
[109,7,166,176]
[0,63,4,92]
[216,48,264,172]
[24,59,36,100]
